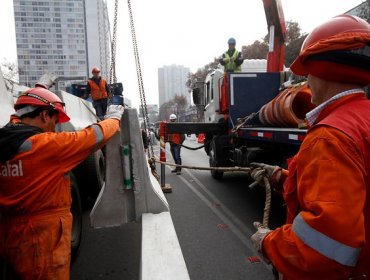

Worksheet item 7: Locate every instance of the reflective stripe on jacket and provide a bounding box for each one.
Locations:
[88,78,108,101]
[262,93,370,279]
[224,50,241,72]
[0,119,119,215]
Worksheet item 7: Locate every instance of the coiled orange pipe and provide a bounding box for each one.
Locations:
[259,83,315,128]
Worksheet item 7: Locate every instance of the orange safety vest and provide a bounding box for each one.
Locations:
[168,133,184,145]
[263,93,370,279]
[88,78,108,101]
[0,119,119,215]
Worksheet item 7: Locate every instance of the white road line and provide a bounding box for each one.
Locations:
[184,169,255,237]
[164,163,256,252]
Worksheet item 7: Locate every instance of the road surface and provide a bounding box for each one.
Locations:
[71,138,286,280]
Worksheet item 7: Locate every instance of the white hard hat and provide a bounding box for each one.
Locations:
[169,114,177,120]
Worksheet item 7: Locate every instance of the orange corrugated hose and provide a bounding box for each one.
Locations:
[259,83,315,127]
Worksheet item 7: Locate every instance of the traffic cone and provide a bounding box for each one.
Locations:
[198,133,205,143]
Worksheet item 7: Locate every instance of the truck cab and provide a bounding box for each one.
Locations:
[203,69,224,124]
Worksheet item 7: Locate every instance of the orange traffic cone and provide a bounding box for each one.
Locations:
[198,133,205,143]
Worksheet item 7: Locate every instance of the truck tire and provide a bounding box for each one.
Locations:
[209,139,224,180]
[70,172,82,262]
[78,149,105,200]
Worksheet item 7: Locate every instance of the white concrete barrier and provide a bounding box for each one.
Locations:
[0,69,15,127]
[58,90,98,131]
[141,212,190,280]
[90,108,169,227]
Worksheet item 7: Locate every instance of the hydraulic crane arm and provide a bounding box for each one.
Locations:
[262,0,287,72]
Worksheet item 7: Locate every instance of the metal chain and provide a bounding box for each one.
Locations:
[127,0,155,159]
[109,0,118,88]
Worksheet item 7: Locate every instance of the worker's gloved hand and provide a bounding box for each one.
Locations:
[250,162,282,186]
[223,57,230,63]
[251,221,272,264]
[104,105,124,120]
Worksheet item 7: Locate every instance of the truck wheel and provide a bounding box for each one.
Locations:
[70,172,82,262]
[209,140,223,180]
[78,149,105,199]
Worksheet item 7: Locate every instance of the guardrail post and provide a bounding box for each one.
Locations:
[160,121,172,193]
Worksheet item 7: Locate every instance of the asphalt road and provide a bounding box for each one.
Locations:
[71,138,286,280]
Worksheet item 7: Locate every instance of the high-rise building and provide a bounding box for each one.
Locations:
[158,65,190,106]
[13,0,110,89]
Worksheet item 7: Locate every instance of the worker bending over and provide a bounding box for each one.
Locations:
[219,37,244,72]
[0,87,123,279]
[250,15,370,279]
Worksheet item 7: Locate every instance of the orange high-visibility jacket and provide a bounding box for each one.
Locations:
[263,94,370,279]
[0,119,119,215]
[168,133,185,145]
[88,78,108,101]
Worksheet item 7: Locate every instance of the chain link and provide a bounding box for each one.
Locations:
[127,0,155,159]
[109,0,118,88]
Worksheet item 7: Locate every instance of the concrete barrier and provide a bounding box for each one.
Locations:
[141,212,190,280]
[57,90,98,132]
[90,109,190,280]
[0,70,15,127]
[90,108,169,227]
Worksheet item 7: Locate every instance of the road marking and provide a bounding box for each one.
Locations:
[165,164,255,249]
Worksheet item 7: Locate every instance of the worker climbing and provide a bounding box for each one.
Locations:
[250,15,370,279]
[219,37,244,72]
[0,87,124,279]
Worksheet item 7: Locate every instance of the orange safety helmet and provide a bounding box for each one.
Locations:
[290,15,370,86]
[92,67,101,74]
[14,87,70,123]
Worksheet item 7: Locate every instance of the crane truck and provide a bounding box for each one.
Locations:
[164,0,313,179]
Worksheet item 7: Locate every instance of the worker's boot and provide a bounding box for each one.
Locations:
[171,168,177,173]
[176,167,181,175]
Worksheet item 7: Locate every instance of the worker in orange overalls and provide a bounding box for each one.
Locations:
[0,87,123,279]
[250,15,370,279]
[85,67,111,119]
[167,114,185,175]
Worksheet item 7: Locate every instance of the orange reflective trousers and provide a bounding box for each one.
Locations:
[0,209,72,280]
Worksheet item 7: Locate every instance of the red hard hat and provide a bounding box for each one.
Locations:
[290,15,370,85]
[92,67,101,74]
[15,87,70,123]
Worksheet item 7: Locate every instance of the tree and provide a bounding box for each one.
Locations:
[1,60,19,91]
[284,21,307,67]
[186,58,219,90]
[186,20,306,89]
[158,95,189,121]
[242,40,268,59]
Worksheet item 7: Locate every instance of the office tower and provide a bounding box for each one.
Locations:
[13,0,110,89]
[158,64,190,106]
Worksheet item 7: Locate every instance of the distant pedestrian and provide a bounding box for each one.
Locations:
[84,67,111,119]
[167,114,185,175]
[219,38,244,73]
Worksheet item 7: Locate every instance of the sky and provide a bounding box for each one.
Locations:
[0,0,365,109]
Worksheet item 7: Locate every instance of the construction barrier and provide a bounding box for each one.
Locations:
[90,109,189,280]
[0,70,15,127]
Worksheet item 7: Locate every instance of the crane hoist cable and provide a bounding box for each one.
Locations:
[109,0,118,86]
[126,0,155,160]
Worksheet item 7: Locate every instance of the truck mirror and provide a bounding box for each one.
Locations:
[192,88,205,106]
